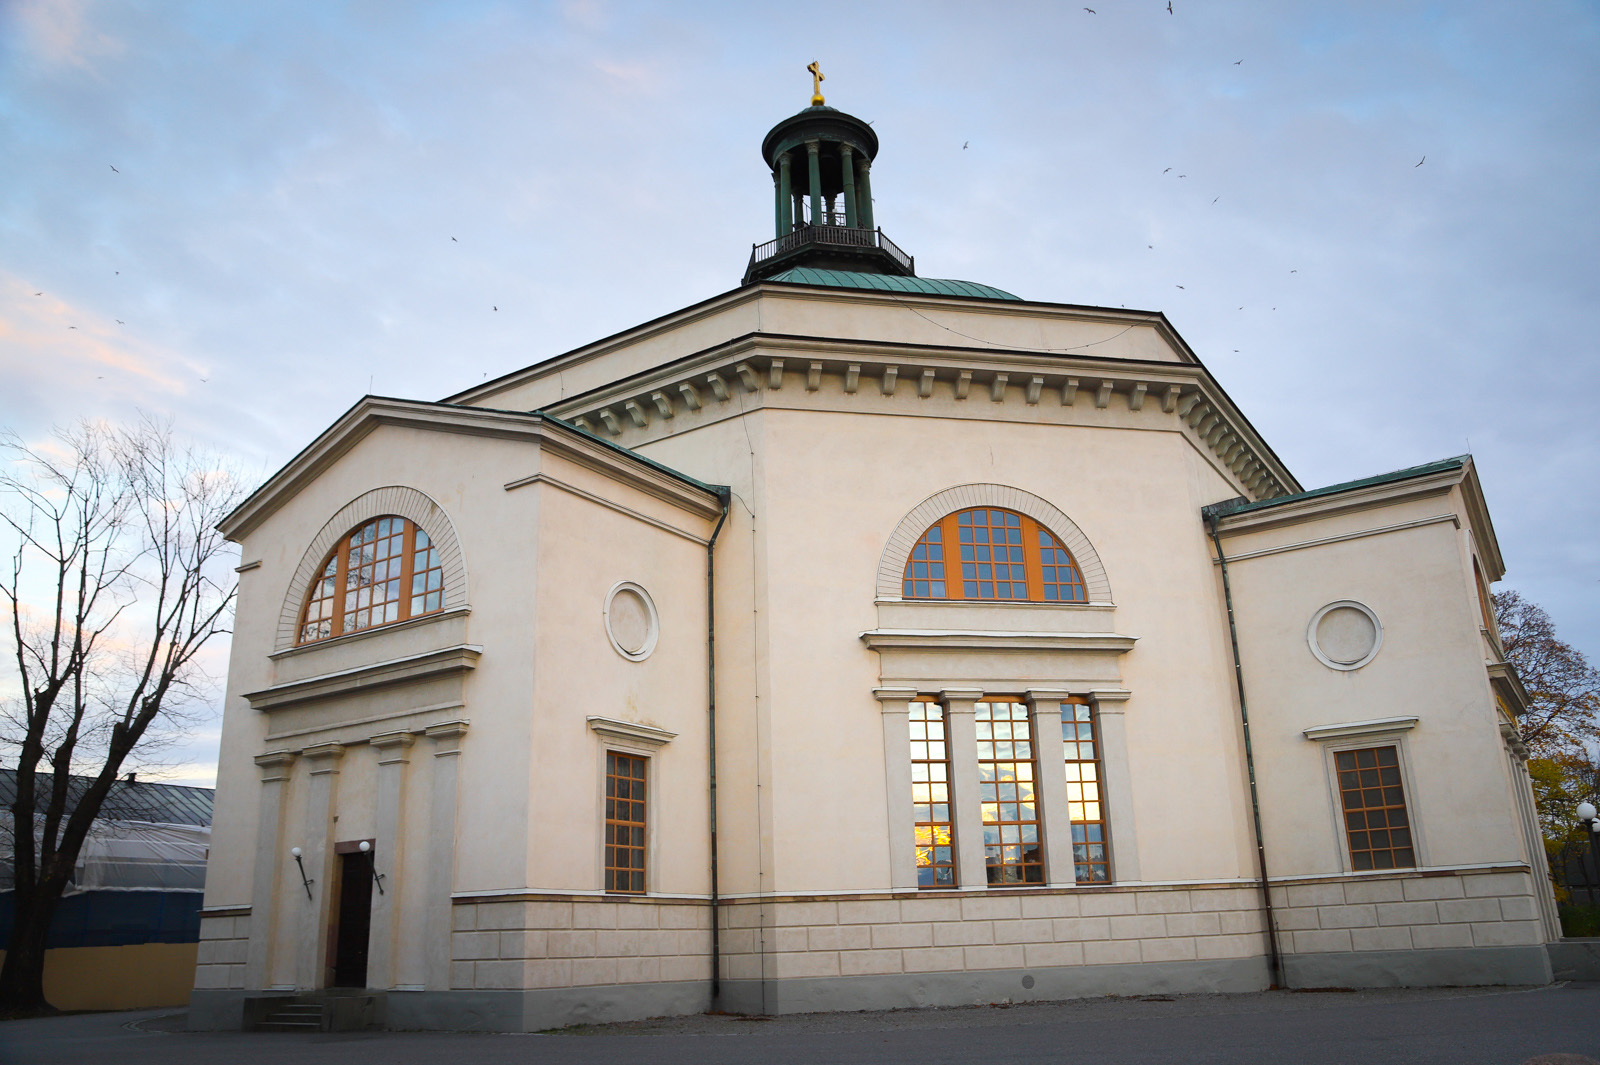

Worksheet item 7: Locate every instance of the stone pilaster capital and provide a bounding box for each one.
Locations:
[370,730,417,764]
[1023,689,1075,713]
[426,718,470,756]
[939,688,985,712]
[873,687,919,713]
[303,741,345,774]
[254,749,298,782]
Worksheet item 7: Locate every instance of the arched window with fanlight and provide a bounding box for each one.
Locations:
[298,515,444,644]
[902,507,1087,602]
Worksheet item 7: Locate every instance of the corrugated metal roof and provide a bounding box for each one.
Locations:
[1203,456,1469,522]
[765,267,1021,301]
[0,769,214,827]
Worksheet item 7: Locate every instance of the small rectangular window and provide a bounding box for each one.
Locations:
[1335,745,1415,870]
[975,700,1044,884]
[605,752,647,893]
[910,699,956,887]
[1062,700,1111,883]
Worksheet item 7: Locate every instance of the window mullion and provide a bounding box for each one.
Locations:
[1021,517,1045,601]
[331,537,350,638]
[941,514,964,600]
[398,521,417,622]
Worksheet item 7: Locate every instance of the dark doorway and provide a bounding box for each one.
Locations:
[331,849,374,987]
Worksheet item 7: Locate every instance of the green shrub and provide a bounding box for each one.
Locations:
[1558,904,1600,938]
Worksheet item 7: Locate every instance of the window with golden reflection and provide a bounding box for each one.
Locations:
[1062,700,1111,883]
[976,700,1044,884]
[902,508,1085,602]
[296,516,444,644]
[910,700,956,887]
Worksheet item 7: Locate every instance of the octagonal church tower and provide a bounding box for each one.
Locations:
[191,71,1555,1032]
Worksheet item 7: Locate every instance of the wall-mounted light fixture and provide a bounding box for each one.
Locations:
[1578,802,1599,833]
[358,840,386,895]
[289,846,314,899]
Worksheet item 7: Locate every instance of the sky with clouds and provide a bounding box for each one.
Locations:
[2,1,1597,785]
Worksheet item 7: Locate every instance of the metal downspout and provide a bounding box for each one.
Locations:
[1206,511,1286,990]
[706,488,731,1005]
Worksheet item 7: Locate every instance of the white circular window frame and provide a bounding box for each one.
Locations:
[1307,600,1384,671]
[604,581,660,663]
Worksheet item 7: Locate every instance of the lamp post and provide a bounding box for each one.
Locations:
[358,839,386,895]
[1576,802,1600,908]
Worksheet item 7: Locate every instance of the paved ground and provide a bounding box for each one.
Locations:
[2,984,1597,1065]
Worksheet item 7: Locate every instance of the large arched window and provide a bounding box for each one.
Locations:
[297,515,444,644]
[902,507,1086,602]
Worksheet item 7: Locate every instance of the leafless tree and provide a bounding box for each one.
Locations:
[0,418,244,1013]
[1494,590,1600,760]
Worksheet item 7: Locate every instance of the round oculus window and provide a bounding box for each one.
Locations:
[1307,600,1382,671]
[604,582,659,662]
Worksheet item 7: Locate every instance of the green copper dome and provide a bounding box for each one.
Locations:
[763,267,1021,301]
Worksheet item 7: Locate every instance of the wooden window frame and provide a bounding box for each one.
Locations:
[1329,742,1418,872]
[975,698,1046,886]
[902,507,1086,603]
[1061,698,1112,884]
[910,698,958,889]
[604,751,648,894]
[296,516,443,645]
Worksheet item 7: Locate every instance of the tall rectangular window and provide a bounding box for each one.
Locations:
[605,752,647,893]
[975,700,1043,884]
[910,700,956,887]
[1335,745,1415,870]
[1062,700,1110,883]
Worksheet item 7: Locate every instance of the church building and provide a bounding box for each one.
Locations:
[190,77,1558,1032]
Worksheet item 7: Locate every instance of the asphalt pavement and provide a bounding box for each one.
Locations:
[2,983,1597,1065]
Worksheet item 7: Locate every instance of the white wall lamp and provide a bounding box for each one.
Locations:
[289,846,314,899]
[358,839,386,895]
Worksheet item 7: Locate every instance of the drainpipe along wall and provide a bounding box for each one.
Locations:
[705,488,731,1006]
[1203,506,1286,990]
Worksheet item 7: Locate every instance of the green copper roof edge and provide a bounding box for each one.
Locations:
[765,267,1021,301]
[1202,455,1470,523]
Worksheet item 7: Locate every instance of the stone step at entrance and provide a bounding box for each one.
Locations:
[242,992,383,1032]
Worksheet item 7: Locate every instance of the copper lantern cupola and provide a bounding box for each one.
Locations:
[743,65,915,284]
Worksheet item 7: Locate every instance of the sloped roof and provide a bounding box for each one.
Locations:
[0,768,214,827]
[1202,456,1469,522]
[764,267,1021,301]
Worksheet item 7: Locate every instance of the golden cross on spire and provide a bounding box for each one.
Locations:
[807,61,825,106]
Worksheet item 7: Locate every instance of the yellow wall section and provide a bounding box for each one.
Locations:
[0,943,198,1011]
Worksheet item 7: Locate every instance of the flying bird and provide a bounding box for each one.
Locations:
[1167,1,1173,12]
[963,141,968,149]
[493,306,498,311]
[1084,6,1095,12]
[1147,245,1153,249]
[1178,174,1186,178]
[116,319,124,325]
[68,326,76,330]
[1163,167,1171,173]
[1212,197,1219,204]
[1234,60,1242,65]
[1290,269,1297,273]
[1415,156,1425,167]
[109,164,118,173]
[1176,285,1185,290]
[451,236,457,242]
[34,291,42,296]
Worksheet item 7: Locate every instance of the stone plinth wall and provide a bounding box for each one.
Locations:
[192,911,251,991]
[449,896,713,991]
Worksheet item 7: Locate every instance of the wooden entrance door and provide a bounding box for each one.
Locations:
[331,849,374,987]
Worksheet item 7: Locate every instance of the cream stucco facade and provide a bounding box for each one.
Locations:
[190,106,1558,1032]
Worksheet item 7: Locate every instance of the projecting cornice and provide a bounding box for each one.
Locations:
[218,397,725,541]
[541,335,1299,503]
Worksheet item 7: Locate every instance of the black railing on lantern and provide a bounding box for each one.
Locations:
[747,224,914,275]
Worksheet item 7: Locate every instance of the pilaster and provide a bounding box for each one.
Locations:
[245,750,297,990]
[424,720,469,991]
[368,730,415,989]
[874,688,919,891]
[296,742,345,989]
[1024,690,1075,887]
[941,689,987,889]
[1091,692,1141,883]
